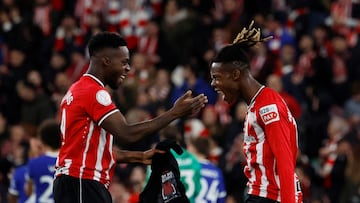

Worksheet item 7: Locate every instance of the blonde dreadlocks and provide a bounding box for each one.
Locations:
[232,20,273,45]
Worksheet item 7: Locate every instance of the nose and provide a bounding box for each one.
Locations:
[210,79,216,87]
[125,64,131,72]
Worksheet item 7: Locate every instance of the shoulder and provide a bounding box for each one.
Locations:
[255,88,287,109]
[27,156,40,167]
[67,76,112,103]
[14,165,27,175]
[255,88,288,124]
[258,87,282,101]
[72,76,105,92]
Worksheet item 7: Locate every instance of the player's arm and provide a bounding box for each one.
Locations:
[7,193,18,203]
[7,170,19,203]
[113,146,164,165]
[260,104,296,203]
[25,179,34,197]
[101,90,208,145]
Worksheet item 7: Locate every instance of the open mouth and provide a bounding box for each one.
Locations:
[215,89,223,95]
[120,75,127,80]
[215,90,225,100]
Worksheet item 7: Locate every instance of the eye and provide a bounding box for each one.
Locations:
[122,60,129,66]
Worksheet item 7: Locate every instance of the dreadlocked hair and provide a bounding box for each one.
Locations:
[212,21,273,66]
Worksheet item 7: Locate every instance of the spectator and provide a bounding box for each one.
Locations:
[117,0,151,51]
[15,80,55,127]
[318,115,350,203]
[170,63,217,105]
[266,74,303,119]
[161,0,197,66]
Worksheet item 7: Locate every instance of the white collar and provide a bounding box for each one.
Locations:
[84,74,105,87]
[249,85,265,106]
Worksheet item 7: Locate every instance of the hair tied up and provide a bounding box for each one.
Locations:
[232,20,273,47]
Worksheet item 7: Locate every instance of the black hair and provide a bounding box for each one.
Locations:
[38,119,61,150]
[212,43,251,65]
[88,31,127,57]
[212,21,272,67]
[190,137,210,158]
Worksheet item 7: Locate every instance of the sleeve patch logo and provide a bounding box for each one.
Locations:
[259,104,280,125]
[96,90,112,106]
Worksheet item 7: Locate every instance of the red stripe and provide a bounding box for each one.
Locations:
[120,19,129,27]
[109,9,119,15]
[138,19,148,27]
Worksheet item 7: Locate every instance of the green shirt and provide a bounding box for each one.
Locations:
[171,148,201,203]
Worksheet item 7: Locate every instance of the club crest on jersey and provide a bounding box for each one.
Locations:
[259,104,280,125]
[161,170,181,202]
[96,90,112,106]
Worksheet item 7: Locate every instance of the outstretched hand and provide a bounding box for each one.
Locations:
[172,90,208,118]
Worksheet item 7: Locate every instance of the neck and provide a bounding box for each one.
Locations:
[86,61,105,84]
[43,146,59,154]
[192,151,207,161]
[241,75,263,105]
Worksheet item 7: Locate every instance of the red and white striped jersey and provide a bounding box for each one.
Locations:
[243,86,303,203]
[55,74,118,188]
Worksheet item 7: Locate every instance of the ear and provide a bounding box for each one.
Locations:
[232,69,241,80]
[102,56,111,66]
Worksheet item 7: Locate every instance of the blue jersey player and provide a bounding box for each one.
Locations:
[188,137,226,203]
[26,119,61,203]
[8,165,36,203]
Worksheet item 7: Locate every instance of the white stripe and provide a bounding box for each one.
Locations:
[274,159,280,188]
[106,135,115,188]
[94,128,106,181]
[45,151,59,158]
[107,15,120,24]
[79,121,94,179]
[219,191,227,198]
[295,120,299,148]
[8,188,19,195]
[244,110,255,194]
[84,74,105,87]
[79,122,94,203]
[55,159,71,176]
[248,112,257,186]
[253,119,269,197]
[109,1,120,8]
[98,109,119,125]
[79,178,83,203]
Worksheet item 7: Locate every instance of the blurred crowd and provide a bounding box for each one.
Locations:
[0,0,360,202]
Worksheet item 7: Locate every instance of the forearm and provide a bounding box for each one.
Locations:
[7,194,18,203]
[127,109,178,139]
[102,109,178,145]
[116,150,144,163]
